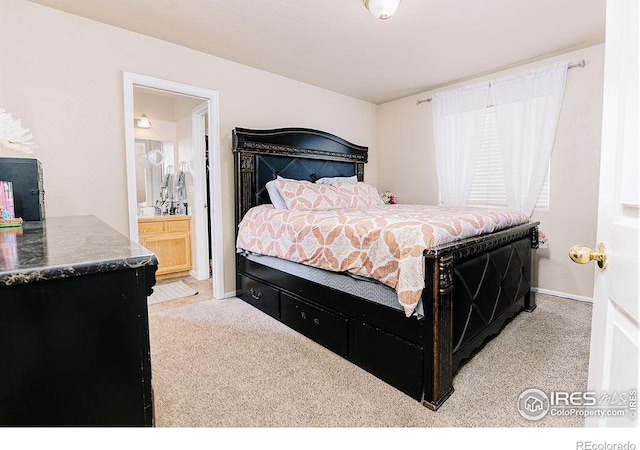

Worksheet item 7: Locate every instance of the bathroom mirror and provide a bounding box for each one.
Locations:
[134,139,175,207]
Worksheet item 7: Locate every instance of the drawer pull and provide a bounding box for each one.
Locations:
[313,318,320,326]
[250,288,262,300]
[301,311,307,319]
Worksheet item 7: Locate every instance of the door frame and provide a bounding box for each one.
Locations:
[123,72,225,300]
[189,102,210,281]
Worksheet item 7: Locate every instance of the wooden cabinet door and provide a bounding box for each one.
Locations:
[140,232,191,276]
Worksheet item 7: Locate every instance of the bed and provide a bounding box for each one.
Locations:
[233,127,539,410]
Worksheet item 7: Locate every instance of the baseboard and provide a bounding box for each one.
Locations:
[188,269,210,281]
[221,290,237,299]
[532,287,593,303]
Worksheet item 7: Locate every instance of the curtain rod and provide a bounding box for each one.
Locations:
[415,59,586,105]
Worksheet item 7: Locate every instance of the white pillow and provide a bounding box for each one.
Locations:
[315,175,358,185]
[266,179,288,209]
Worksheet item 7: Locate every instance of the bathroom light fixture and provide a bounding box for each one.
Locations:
[137,113,151,129]
[363,0,402,20]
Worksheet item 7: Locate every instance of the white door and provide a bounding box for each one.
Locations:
[579,0,639,428]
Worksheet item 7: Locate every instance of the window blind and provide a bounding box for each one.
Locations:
[466,107,549,209]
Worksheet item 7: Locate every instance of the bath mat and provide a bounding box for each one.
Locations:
[148,281,198,305]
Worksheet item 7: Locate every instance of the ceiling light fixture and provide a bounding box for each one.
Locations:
[136,113,151,129]
[363,0,402,20]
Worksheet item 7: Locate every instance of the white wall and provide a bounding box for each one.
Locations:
[377,44,605,299]
[1,0,599,299]
[0,0,377,296]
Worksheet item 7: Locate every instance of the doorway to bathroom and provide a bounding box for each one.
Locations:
[123,73,224,299]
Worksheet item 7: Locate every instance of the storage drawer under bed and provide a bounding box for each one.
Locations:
[238,274,280,319]
[352,321,424,401]
[280,292,349,357]
[238,270,424,402]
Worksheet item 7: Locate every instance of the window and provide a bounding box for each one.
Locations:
[466,107,550,209]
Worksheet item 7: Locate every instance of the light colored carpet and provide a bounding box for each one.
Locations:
[148,294,592,427]
[148,281,198,305]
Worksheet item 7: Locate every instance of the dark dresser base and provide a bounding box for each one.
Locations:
[0,267,155,426]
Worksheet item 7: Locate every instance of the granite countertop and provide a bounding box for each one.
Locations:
[0,215,158,287]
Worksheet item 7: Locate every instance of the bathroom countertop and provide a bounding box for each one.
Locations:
[137,214,190,221]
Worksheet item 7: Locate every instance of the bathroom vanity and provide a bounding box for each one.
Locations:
[138,215,192,278]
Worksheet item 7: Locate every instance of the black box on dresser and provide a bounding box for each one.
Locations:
[0,157,45,221]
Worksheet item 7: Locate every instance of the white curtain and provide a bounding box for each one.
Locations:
[491,62,568,216]
[432,83,490,206]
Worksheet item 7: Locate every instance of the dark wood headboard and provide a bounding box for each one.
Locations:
[232,127,368,225]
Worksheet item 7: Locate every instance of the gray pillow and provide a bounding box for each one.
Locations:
[315,175,358,185]
[266,179,288,209]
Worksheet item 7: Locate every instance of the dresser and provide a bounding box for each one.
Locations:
[138,215,192,278]
[0,216,157,426]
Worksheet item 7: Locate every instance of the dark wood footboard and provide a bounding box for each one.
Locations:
[422,224,538,409]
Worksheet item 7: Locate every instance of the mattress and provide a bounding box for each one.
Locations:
[241,251,424,318]
[236,203,529,316]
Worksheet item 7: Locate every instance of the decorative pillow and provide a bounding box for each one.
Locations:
[265,180,288,209]
[333,182,384,208]
[275,179,348,211]
[315,175,358,185]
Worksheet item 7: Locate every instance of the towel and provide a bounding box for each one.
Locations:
[176,171,186,201]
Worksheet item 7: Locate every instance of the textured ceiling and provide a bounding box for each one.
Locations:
[27,0,606,104]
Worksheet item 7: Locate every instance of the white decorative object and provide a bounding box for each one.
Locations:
[0,109,36,153]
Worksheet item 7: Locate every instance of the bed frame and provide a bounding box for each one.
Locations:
[232,127,539,410]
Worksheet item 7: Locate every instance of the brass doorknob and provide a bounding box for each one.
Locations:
[569,242,607,268]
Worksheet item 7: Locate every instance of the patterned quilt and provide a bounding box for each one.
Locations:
[236,204,529,316]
